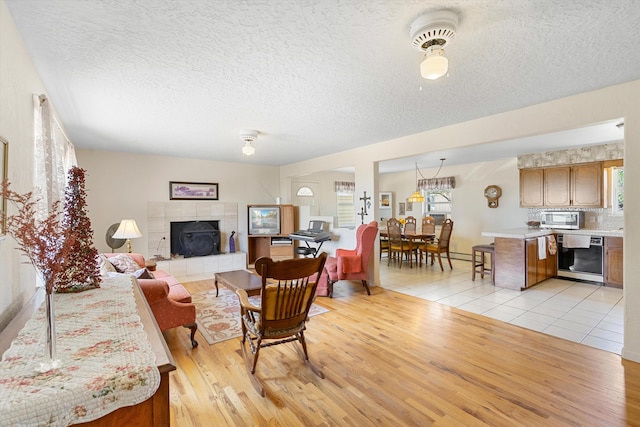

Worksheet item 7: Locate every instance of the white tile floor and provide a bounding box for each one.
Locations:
[379,258,624,354]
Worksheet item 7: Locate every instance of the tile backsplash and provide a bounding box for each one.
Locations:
[527,207,623,231]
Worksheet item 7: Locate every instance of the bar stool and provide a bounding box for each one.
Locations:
[472,244,495,284]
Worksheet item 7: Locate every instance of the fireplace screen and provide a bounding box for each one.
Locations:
[171,221,220,257]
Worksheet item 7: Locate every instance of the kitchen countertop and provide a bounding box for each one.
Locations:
[482,228,624,239]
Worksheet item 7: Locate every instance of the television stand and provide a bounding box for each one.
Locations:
[246,204,296,266]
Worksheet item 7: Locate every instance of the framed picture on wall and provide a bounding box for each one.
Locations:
[170,181,219,200]
[406,200,413,211]
[399,202,405,216]
[0,137,7,235]
[379,192,392,208]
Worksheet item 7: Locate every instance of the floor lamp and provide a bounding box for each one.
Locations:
[112,219,142,253]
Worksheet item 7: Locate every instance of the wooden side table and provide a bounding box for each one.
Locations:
[145,260,157,271]
[214,270,262,297]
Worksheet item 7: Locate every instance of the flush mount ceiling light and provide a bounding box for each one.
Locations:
[240,129,258,156]
[410,10,458,80]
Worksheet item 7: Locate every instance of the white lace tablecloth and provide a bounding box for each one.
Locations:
[0,276,161,426]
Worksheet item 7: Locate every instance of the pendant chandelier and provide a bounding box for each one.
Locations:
[407,162,425,203]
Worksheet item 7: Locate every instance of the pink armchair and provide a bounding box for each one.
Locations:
[103,253,198,348]
[324,221,378,298]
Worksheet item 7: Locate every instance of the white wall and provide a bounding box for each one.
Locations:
[0,0,51,330]
[289,170,354,218]
[379,158,526,256]
[76,149,281,256]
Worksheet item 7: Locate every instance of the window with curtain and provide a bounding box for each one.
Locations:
[417,176,454,214]
[33,94,77,214]
[336,192,355,228]
[425,191,452,213]
[335,181,355,228]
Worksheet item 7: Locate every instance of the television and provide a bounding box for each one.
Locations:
[248,206,281,235]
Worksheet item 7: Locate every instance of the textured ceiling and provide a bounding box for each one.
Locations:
[5,0,640,172]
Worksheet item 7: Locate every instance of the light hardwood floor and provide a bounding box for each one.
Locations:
[163,279,640,426]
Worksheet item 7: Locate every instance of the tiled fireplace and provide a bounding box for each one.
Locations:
[147,201,238,259]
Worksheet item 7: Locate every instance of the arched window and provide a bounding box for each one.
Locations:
[296,186,314,197]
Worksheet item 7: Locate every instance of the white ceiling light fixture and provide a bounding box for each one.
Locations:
[240,129,258,156]
[410,10,458,80]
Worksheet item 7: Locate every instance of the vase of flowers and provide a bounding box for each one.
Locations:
[1,167,100,371]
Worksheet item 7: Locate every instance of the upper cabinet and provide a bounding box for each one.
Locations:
[520,169,544,207]
[520,162,603,208]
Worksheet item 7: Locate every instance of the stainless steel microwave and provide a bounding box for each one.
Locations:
[540,211,584,229]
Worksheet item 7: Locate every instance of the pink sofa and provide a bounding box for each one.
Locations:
[103,253,198,348]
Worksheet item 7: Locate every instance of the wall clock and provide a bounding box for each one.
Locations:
[484,185,502,208]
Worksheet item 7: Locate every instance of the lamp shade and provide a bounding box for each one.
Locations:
[420,46,448,80]
[112,219,142,239]
[407,191,425,203]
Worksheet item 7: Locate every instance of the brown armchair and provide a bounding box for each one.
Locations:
[237,253,327,396]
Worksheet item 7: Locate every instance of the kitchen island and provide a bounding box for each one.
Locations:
[482,228,624,290]
[481,228,556,290]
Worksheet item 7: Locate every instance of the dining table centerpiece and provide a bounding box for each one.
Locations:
[1,167,101,371]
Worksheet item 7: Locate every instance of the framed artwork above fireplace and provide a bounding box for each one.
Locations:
[169,181,219,200]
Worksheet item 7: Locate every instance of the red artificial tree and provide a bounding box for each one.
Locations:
[56,166,101,292]
[1,166,101,293]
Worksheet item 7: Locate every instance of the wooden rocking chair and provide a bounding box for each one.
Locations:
[237,253,327,396]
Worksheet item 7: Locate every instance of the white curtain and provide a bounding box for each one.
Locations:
[33,94,77,213]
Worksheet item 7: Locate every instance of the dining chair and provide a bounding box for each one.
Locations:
[379,234,390,259]
[422,218,454,271]
[404,216,417,233]
[387,218,414,268]
[237,253,328,396]
[422,216,436,235]
[402,216,420,265]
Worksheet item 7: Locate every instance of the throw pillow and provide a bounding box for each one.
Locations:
[109,254,141,274]
[97,254,117,276]
[134,268,155,279]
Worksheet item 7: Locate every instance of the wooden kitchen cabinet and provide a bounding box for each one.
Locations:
[495,236,557,290]
[544,166,571,206]
[520,162,603,208]
[525,237,557,288]
[519,168,544,207]
[571,163,603,207]
[604,237,623,288]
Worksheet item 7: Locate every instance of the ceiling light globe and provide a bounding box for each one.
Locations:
[421,47,448,80]
[242,143,255,156]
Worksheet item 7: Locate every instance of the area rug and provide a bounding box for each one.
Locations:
[192,288,329,345]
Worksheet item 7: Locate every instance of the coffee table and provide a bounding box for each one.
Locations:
[214,270,262,297]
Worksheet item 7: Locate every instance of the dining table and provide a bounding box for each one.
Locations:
[379,229,436,268]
